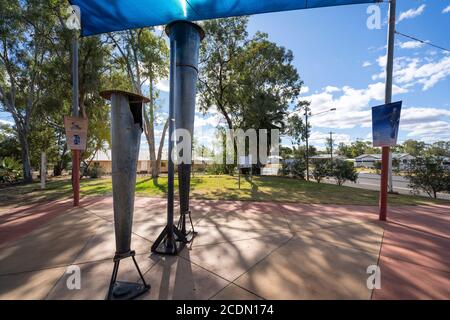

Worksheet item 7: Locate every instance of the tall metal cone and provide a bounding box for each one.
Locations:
[168,21,204,229]
[100,90,150,299]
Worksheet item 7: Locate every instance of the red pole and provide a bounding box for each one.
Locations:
[379,146,389,221]
[72,150,80,207]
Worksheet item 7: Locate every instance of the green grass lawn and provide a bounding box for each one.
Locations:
[1,174,448,206]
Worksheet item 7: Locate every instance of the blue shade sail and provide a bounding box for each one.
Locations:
[69,0,381,36]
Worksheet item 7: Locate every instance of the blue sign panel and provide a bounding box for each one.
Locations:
[68,0,380,36]
[372,101,402,147]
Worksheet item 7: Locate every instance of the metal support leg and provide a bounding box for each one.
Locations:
[106,251,150,300]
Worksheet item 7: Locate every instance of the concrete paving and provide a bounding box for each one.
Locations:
[0,196,449,300]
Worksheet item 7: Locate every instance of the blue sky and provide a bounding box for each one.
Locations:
[190,0,450,151]
[1,0,449,155]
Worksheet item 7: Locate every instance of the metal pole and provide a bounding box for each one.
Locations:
[40,152,46,190]
[380,0,396,221]
[388,151,393,192]
[71,33,80,207]
[166,38,176,250]
[329,131,333,161]
[305,111,309,181]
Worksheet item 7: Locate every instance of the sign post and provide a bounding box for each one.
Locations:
[372,101,402,221]
[378,0,397,221]
[64,115,87,207]
[71,32,81,207]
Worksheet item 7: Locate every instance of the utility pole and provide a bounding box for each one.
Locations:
[303,108,336,181]
[388,151,394,192]
[71,33,80,207]
[379,0,396,221]
[329,131,334,161]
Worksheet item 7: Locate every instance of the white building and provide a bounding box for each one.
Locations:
[354,153,415,170]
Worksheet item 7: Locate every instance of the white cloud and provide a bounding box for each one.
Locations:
[0,119,14,126]
[398,4,426,23]
[376,54,387,68]
[399,107,450,126]
[309,131,352,146]
[324,86,340,93]
[372,55,450,91]
[362,61,372,67]
[443,5,450,14]
[398,40,424,49]
[155,78,170,92]
[300,82,407,130]
[403,121,450,142]
[301,86,310,94]
[194,113,223,128]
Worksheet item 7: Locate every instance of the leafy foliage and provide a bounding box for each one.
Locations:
[199,17,306,134]
[329,159,358,186]
[281,159,306,180]
[0,156,22,184]
[405,157,450,198]
[312,160,329,183]
[337,140,379,158]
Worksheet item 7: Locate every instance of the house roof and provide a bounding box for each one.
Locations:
[94,150,168,161]
[355,153,414,160]
[309,154,344,159]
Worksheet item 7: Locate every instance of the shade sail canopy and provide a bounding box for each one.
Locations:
[69,0,381,36]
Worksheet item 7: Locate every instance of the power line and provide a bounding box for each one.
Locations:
[395,30,450,53]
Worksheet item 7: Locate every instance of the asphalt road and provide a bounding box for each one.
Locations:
[324,172,450,201]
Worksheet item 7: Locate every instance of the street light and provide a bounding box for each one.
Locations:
[304,107,336,181]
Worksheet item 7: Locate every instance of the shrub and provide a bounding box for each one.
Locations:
[281,159,306,180]
[330,159,358,186]
[88,163,103,179]
[312,160,329,183]
[392,158,401,174]
[0,157,23,184]
[405,157,450,198]
[206,163,226,175]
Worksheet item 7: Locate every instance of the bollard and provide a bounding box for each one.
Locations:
[100,89,150,300]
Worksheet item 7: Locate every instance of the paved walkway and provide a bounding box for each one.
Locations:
[0,197,449,299]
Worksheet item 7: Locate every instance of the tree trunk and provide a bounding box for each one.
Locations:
[54,143,68,176]
[154,118,169,180]
[18,131,32,183]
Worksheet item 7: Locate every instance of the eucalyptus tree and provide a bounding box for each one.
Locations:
[0,0,57,182]
[199,18,306,167]
[198,17,249,130]
[108,28,169,178]
[38,1,111,176]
